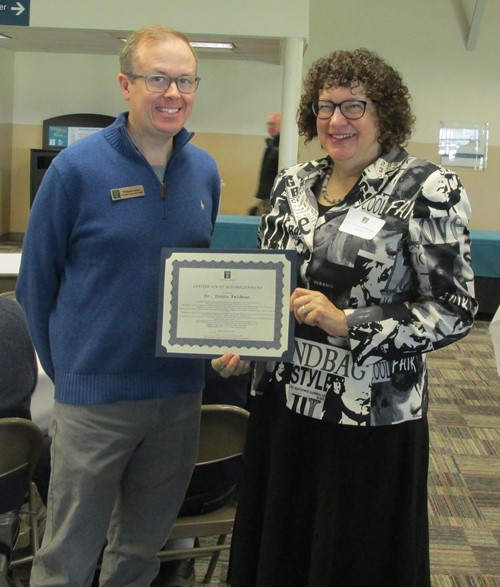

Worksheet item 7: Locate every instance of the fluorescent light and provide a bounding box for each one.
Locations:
[190,41,235,50]
[0,33,12,40]
[117,38,234,50]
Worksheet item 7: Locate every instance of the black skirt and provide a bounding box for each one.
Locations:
[229,390,431,587]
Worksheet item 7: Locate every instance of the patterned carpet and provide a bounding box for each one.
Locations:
[427,320,500,587]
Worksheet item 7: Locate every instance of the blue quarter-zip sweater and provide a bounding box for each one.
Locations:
[16,112,221,404]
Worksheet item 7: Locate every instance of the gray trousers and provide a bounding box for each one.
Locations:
[30,393,202,587]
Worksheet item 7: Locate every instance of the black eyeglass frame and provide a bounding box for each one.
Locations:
[311,99,370,120]
[125,73,201,94]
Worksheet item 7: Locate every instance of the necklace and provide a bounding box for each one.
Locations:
[320,171,343,205]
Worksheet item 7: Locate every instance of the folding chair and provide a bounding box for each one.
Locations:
[0,418,44,581]
[157,404,249,584]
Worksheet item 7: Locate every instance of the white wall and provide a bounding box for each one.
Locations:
[12,54,120,123]
[10,0,499,145]
[0,50,14,124]
[9,0,305,135]
[12,53,283,136]
[307,0,499,146]
[29,0,309,39]
[4,0,500,233]
[0,50,14,233]
[189,60,283,135]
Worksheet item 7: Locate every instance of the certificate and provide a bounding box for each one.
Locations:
[156,249,297,360]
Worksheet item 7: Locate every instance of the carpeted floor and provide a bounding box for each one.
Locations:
[426,320,500,587]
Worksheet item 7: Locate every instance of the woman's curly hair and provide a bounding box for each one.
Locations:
[297,48,415,153]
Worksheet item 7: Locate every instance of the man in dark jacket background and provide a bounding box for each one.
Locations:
[249,112,281,215]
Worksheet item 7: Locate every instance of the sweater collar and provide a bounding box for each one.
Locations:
[103,112,194,158]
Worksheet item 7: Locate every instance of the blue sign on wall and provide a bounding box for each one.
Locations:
[0,1,30,26]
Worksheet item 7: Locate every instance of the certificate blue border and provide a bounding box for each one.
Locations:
[156,249,297,360]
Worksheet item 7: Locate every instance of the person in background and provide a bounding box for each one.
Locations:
[16,24,220,587]
[213,48,477,587]
[249,112,281,216]
[0,295,35,421]
[0,294,50,506]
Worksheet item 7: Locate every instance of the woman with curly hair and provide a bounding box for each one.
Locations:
[213,48,477,586]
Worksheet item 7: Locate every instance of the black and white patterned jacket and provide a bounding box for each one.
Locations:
[255,146,477,426]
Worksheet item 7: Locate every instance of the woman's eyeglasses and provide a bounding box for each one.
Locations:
[311,99,369,120]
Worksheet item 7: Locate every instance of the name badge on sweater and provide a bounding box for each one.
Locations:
[110,185,145,201]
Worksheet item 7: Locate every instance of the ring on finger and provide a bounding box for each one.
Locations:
[302,304,308,317]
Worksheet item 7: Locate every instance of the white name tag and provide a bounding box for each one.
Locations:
[338,207,385,240]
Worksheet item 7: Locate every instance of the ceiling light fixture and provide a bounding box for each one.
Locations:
[190,41,235,50]
[117,38,234,50]
[0,33,12,40]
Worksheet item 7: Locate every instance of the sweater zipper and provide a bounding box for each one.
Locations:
[122,124,194,219]
[123,128,168,217]
[160,180,167,219]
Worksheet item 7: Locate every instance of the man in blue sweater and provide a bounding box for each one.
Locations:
[16,25,221,587]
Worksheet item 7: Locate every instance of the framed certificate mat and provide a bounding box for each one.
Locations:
[156,249,297,360]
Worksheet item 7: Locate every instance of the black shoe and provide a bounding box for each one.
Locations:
[151,559,195,587]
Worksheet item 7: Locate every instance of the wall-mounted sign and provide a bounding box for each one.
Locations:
[47,126,103,148]
[42,114,116,150]
[438,122,489,171]
[0,0,30,26]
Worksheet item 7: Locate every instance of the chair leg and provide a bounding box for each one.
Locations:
[203,534,227,584]
[28,483,40,553]
[0,554,10,587]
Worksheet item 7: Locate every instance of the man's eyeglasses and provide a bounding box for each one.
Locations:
[126,73,201,94]
[311,99,369,120]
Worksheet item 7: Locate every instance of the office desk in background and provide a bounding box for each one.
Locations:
[470,230,500,318]
[211,214,260,249]
[0,252,21,294]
